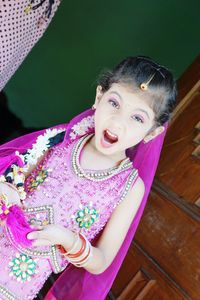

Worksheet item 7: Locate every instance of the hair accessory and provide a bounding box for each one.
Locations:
[140,73,155,90]
[153,67,165,79]
[137,56,166,79]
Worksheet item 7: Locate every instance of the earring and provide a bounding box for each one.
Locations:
[92,105,96,110]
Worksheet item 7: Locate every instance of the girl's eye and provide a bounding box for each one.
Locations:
[108,100,144,123]
[132,115,144,123]
[108,99,119,108]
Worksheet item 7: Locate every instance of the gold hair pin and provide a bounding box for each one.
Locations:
[140,73,155,91]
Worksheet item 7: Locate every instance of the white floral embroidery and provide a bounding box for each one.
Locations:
[15,151,25,164]
[14,115,94,174]
[15,128,65,170]
[0,175,6,182]
[69,116,95,140]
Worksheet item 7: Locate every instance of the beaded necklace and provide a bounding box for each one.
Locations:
[70,133,137,230]
[71,133,133,182]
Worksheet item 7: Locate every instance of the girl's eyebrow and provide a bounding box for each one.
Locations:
[110,91,150,119]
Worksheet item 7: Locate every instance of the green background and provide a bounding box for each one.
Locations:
[4,0,200,128]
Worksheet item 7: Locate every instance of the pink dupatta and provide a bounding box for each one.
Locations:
[0,108,168,299]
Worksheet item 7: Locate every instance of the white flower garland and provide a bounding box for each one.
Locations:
[69,115,95,140]
[16,116,95,170]
[1,116,94,200]
[15,128,65,171]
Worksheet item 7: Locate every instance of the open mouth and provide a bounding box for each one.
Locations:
[101,129,118,148]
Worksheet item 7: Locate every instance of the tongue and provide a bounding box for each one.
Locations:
[104,131,118,143]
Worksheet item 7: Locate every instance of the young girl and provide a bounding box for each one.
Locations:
[0,56,177,300]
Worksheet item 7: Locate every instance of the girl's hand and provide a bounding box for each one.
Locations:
[0,182,22,207]
[27,224,70,247]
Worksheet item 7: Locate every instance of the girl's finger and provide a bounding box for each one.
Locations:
[30,224,44,230]
[32,239,53,247]
[27,230,43,240]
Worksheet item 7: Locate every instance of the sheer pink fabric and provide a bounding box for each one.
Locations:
[0,108,168,299]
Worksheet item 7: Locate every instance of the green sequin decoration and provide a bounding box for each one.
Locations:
[76,206,99,229]
[9,253,37,282]
[28,169,48,191]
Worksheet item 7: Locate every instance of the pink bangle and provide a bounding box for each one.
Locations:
[67,233,87,258]
[58,231,80,255]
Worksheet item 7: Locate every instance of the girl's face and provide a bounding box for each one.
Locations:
[93,83,164,158]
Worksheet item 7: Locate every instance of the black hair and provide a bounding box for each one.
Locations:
[97,56,177,128]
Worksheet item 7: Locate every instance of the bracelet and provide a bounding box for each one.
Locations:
[71,243,93,268]
[67,233,87,259]
[67,239,90,262]
[58,231,80,256]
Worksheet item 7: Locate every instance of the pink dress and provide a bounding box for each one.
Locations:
[0,0,61,91]
[0,133,139,300]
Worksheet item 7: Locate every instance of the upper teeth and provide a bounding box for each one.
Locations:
[106,129,118,139]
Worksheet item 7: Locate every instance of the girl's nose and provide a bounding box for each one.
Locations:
[110,117,124,133]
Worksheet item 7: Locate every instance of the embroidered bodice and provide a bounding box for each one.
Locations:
[0,133,138,300]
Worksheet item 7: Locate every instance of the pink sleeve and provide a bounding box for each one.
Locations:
[0,0,61,91]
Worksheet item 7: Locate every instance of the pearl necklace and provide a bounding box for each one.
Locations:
[71,133,133,182]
